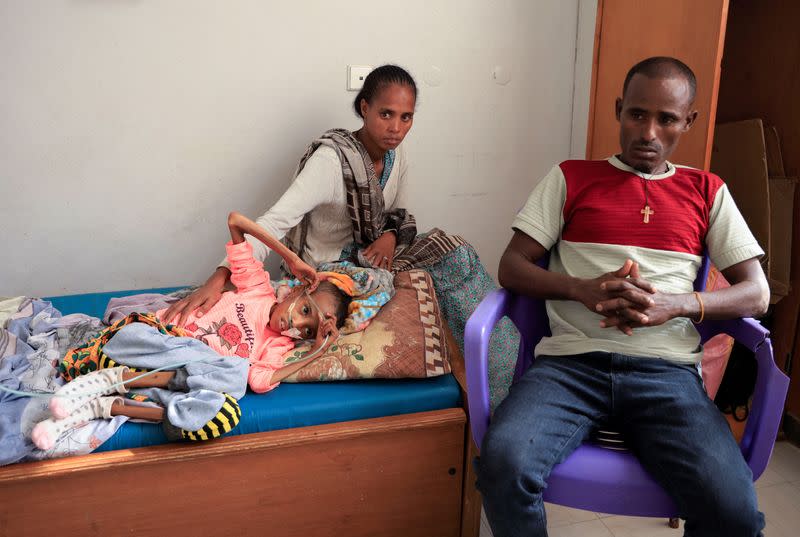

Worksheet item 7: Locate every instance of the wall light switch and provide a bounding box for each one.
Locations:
[347,65,373,91]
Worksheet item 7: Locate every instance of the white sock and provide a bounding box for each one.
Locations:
[31,396,121,451]
[49,366,129,420]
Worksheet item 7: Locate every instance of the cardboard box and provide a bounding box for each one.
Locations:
[764,126,795,303]
[765,126,786,176]
[711,119,796,303]
[768,177,797,302]
[710,119,771,274]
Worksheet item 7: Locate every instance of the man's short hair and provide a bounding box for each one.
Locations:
[622,56,697,104]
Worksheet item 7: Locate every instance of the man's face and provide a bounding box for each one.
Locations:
[615,73,697,173]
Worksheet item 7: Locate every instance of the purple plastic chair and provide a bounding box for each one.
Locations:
[464,256,790,517]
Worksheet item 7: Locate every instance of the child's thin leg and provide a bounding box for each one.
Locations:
[109,400,165,422]
[50,367,129,419]
[51,368,177,419]
[122,370,175,389]
[32,396,121,450]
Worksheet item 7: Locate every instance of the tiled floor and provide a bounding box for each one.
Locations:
[479,440,800,536]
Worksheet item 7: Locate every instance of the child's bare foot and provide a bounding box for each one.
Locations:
[32,396,121,450]
[49,367,128,419]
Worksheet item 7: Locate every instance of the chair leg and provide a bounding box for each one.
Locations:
[668,517,680,529]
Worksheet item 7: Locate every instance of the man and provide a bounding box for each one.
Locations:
[476,57,769,537]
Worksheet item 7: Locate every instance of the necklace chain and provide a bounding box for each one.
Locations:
[640,171,655,207]
[638,163,668,224]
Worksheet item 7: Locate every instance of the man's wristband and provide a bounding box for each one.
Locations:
[691,291,705,324]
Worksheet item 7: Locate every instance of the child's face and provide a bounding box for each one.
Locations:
[269,287,337,339]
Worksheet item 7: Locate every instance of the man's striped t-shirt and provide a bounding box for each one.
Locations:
[512,156,763,363]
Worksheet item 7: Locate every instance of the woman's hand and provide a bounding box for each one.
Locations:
[362,231,396,270]
[162,268,228,327]
[288,257,320,291]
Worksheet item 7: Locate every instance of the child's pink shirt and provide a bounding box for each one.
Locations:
[156,241,294,393]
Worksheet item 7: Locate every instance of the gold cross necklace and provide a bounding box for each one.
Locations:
[639,163,668,224]
[640,177,654,223]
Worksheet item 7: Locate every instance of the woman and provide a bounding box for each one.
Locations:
[164,64,518,409]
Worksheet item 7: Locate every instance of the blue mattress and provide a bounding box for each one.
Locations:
[45,289,462,451]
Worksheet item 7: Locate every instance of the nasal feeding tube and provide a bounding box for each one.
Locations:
[281,285,332,356]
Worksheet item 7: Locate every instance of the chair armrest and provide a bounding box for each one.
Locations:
[464,289,513,448]
[697,317,789,479]
[696,317,768,352]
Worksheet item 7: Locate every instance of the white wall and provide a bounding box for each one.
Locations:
[0,0,589,296]
[571,0,598,159]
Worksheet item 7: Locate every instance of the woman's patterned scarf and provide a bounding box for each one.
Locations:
[283,129,465,273]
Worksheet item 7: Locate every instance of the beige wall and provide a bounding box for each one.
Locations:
[0,0,592,296]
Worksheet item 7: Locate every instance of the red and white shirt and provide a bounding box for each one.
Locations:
[512,156,763,363]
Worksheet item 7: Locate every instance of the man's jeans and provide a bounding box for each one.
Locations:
[475,353,765,537]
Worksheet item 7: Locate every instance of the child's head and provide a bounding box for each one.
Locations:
[269,281,351,339]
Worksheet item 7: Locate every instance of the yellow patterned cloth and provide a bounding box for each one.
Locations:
[57,312,188,381]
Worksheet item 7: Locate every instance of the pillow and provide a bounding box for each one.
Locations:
[281,270,451,381]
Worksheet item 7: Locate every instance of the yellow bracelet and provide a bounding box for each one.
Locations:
[692,291,705,324]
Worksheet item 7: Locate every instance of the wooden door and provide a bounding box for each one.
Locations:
[586,0,729,170]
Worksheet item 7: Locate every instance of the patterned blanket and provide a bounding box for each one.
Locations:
[0,297,127,465]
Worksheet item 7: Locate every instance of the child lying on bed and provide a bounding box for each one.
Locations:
[31,212,350,449]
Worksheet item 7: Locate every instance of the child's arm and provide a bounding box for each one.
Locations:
[228,212,318,287]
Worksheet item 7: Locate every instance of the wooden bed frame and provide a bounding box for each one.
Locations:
[0,330,482,537]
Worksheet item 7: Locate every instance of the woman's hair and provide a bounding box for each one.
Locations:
[312,280,352,329]
[353,64,417,118]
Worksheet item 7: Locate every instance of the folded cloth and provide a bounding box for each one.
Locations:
[103,288,196,324]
